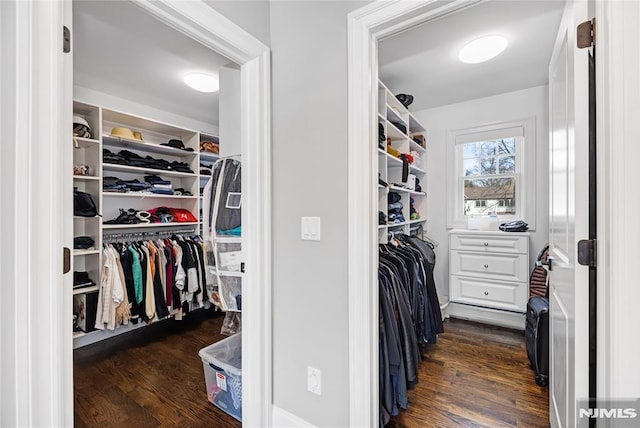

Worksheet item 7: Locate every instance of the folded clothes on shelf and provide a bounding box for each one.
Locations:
[102,148,194,173]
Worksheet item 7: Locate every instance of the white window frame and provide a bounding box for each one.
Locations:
[447,117,536,230]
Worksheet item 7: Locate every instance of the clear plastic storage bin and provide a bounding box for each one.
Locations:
[199,333,242,421]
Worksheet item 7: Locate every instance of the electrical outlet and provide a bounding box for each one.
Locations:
[307,366,322,395]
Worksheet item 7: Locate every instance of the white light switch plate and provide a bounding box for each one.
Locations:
[307,366,322,395]
[301,217,321,241]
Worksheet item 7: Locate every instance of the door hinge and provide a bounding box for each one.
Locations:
[578,239,597,267]
[577,18,595,49]
[240,262,245,273]
[63,26,71,53]
[63,247,71,274]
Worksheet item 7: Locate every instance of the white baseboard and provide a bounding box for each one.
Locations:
[272,405,317,428]
[447,302,525,330]
[440,301,450,321]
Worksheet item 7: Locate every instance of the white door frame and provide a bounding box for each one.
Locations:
[347,2,483,425]
[594,0,640,413]
[0,1,272,427]
[347,1,623,426]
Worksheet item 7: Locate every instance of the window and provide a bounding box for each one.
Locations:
[447,118,535,229]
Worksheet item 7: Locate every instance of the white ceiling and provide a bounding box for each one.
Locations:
[378,0,565,111]
[73,1,233,126]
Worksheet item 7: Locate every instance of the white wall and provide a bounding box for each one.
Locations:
[269,1,370,426]
[412,85,550,303]
[74,86,219,136]
[204,1,271,46]
[218,65,241,157]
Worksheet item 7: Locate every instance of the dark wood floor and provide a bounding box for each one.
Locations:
[74,308,240,428]
[74,314,548,428]
[387,318,549,428]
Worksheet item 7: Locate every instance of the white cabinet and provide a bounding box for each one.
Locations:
[377,80,427,243]
[448,229,529,329]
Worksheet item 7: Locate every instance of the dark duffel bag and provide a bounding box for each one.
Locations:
[525,296,549,386]
[74,188,98,217]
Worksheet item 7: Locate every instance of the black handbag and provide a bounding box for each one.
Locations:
[74,188,98,217]
[499,220,528,232]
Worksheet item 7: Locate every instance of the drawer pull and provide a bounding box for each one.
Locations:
[483,264,489,269]
[484,291,489,296]
[483,242,489,246]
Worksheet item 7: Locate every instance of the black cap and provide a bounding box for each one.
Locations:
[161,139,194,151]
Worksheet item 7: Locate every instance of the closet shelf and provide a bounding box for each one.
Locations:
[102,222,199,230]
[102,135,197,158]
[410,190,426,196]
[73,249,100,256]
[73,331,86,339]
[199,152,220,161]
[212,270,243,277]
[386,120,410,142]
[389,185,410,193]
[102,192,198,200]
[388,222,407,227]
[74,215,100,220]
[73,137,100,148]
[410,165,425,174]
[409,139,426,153]
[386,153,402,165]
[409,113,426,133]
[212,236,242,243]
[73,175,100,181]
[378,148,387,156]
[378,225,388,229]
[408,219,426,225]
[73,285,99,295]
[103,163,198,178]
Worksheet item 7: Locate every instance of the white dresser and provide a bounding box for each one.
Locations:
[448,229,530,329]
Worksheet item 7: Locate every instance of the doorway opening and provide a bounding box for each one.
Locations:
[65,1,271,426]
[348,1,568,426]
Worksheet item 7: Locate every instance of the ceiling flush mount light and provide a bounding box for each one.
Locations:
[183,72,219,93]
[458,35,508,64]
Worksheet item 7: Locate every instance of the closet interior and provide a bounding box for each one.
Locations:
[376,0,563,424]
[71,1,243,421]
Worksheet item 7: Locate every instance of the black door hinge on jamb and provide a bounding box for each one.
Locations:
[578,239,597,267]
[577,18,595,49]
[63,26,71,53]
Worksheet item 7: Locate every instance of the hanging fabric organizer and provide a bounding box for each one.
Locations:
[202,157,243,315]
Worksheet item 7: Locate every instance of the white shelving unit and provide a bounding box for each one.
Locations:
[71,101,221,348]
[377,80,427,244]
[72,101,103,341]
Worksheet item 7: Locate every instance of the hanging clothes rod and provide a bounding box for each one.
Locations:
[102,228,197,242]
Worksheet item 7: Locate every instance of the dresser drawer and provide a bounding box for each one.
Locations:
[450,233,528,254]
[450,250,529,283]
[450,276,528,312]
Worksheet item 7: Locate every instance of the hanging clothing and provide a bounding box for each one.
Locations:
[93,234,207,329]
[379,234,444,426]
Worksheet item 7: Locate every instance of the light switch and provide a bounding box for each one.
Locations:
[301,217,321,241]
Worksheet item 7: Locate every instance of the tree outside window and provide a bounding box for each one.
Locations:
[462,138,517,216]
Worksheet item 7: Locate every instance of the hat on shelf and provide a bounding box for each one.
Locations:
[200,140,219,154]
[161,139,194,151]
[73,115,92,139]
[395,93,414,108]
[110,127,142,141]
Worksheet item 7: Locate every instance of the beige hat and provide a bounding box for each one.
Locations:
[110,127,143,141]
